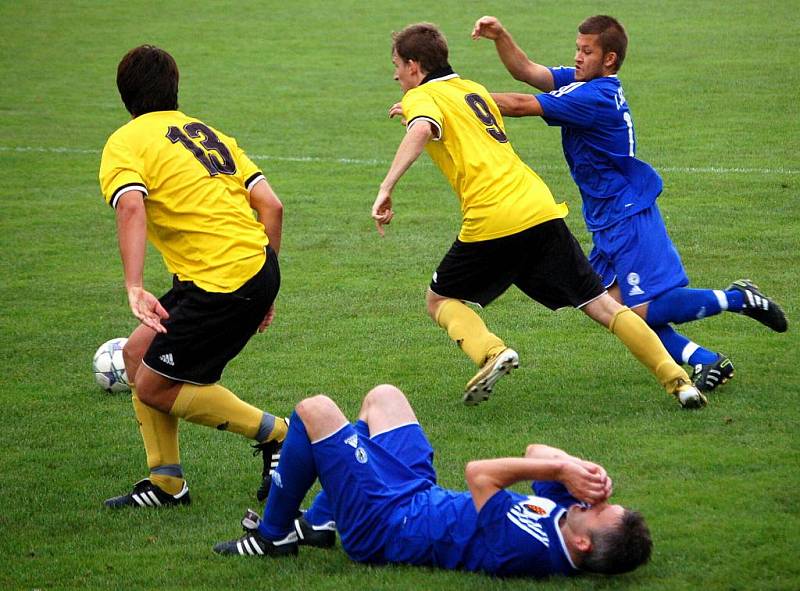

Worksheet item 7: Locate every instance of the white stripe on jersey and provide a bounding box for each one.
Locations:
[550,82,586,97]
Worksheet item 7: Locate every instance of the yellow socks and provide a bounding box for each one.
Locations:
[132,391,183,495]
[170,383,266,440]
[435,299,506,366]
[609,307,691,395]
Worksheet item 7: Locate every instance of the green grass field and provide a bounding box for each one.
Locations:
[1,1,798,589]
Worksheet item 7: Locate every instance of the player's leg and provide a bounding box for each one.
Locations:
[104,321,186,507]
[581,295,706,408]
[429,237,519,404]
[607,284,733,392]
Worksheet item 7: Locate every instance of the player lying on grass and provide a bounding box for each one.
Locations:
[373,23,705,408]
[99,45,287,508]
[214,384,652,578]
[472,14,788,393]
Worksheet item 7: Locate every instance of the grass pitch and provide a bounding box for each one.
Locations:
[1,1,798,590]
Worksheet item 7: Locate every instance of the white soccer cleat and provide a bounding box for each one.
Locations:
[463,347,519,406]
[675,382,708,409]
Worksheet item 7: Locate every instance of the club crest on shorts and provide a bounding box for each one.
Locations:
[627,272,644,296]
[355,447,368,464]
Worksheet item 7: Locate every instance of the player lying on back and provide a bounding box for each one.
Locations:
[472,15,788,394]
[214,384,652,578]
[372,23,705,408]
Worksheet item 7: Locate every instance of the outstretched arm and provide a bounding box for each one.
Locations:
[472,16,555,92]
[115,191,169,333]
[371,119,433,236]
[491,92,544,117]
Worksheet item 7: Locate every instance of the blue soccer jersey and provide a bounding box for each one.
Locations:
[536,67,662,232]
[383,486,578,577]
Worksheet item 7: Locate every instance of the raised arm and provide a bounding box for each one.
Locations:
[472,16,555,92]
[466,453,612,512]
[371,119,433,236]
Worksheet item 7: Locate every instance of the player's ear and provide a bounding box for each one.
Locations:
[574,533,593,554]
[604,51,618,71]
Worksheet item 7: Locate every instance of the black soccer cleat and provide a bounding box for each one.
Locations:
[104,478,191,509]
[294,513,337,549]
[213,529,298,557]
[253,436,283,502]
[727,279,788,333]
[691,354,735,392]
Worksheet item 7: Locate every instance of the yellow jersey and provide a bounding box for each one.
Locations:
[99,111,268,292]
[402,74,568,242]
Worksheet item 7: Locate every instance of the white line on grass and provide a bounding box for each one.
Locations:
[1,146,798,175]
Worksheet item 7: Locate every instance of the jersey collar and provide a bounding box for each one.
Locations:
[420,65,458,85]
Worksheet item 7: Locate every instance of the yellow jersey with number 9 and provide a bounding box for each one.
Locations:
[99,110,268,293]
[401,74,568,242]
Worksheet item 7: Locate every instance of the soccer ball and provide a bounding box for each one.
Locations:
[92,337,130,393]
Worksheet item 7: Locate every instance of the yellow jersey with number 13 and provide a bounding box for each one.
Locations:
[99,110,268,293]
[402,74,568,242]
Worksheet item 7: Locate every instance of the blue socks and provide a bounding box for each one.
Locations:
[258,411,317,540]
[646,288,727,325]
[653,324,718,366]
[304,419,369,526]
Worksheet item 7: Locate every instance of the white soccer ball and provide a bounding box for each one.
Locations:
[92,337,130,393]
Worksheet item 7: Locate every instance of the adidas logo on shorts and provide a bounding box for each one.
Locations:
[159,353,175,366]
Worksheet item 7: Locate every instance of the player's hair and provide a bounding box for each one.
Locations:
[116,45,179,117]
[578,15,628,72]
[392,23,449,74]
[581,509,652,575]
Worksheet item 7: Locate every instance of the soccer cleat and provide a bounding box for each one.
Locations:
[213,529,298,557]
[463,347,519,406]
[104,478,191,509]
[253,436,284,502]
[673,380,708,409]
[727,279,788,333]
[691,354,735,392]
[294,513,336,549]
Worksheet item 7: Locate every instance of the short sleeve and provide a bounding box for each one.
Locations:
[402,88,443,140]
[536,76,598,129]
[549,66,576,89]
[99,132,148,208]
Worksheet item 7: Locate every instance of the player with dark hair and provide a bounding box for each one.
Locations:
[214,384,652,578]
[472,15,788,392]
[100,45,286,508]
[374,23,705,408]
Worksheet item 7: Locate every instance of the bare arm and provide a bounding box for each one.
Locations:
[115,191,168,333]
[249,178,283,255]
[491,92,544,117]
[466,453,612,512]
[472,16,555,92]
[371,120,433,236]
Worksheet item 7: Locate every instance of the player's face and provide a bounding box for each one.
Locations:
[567,502,625,535]
[574,33,608,81]
[392,51,417,93]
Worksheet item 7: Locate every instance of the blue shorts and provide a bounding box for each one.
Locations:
[589,204,688,308]
[311,422,436,563]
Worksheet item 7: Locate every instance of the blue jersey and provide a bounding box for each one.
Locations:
[536,67,662,232]
[383,482,579,577]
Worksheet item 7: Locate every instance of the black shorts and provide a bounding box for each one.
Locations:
[143,248,280,385]
[430,219,603,310]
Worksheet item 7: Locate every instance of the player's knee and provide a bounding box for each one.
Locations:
[295,394,337,422]
[425,291,445,320]
[364,384,405,406]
